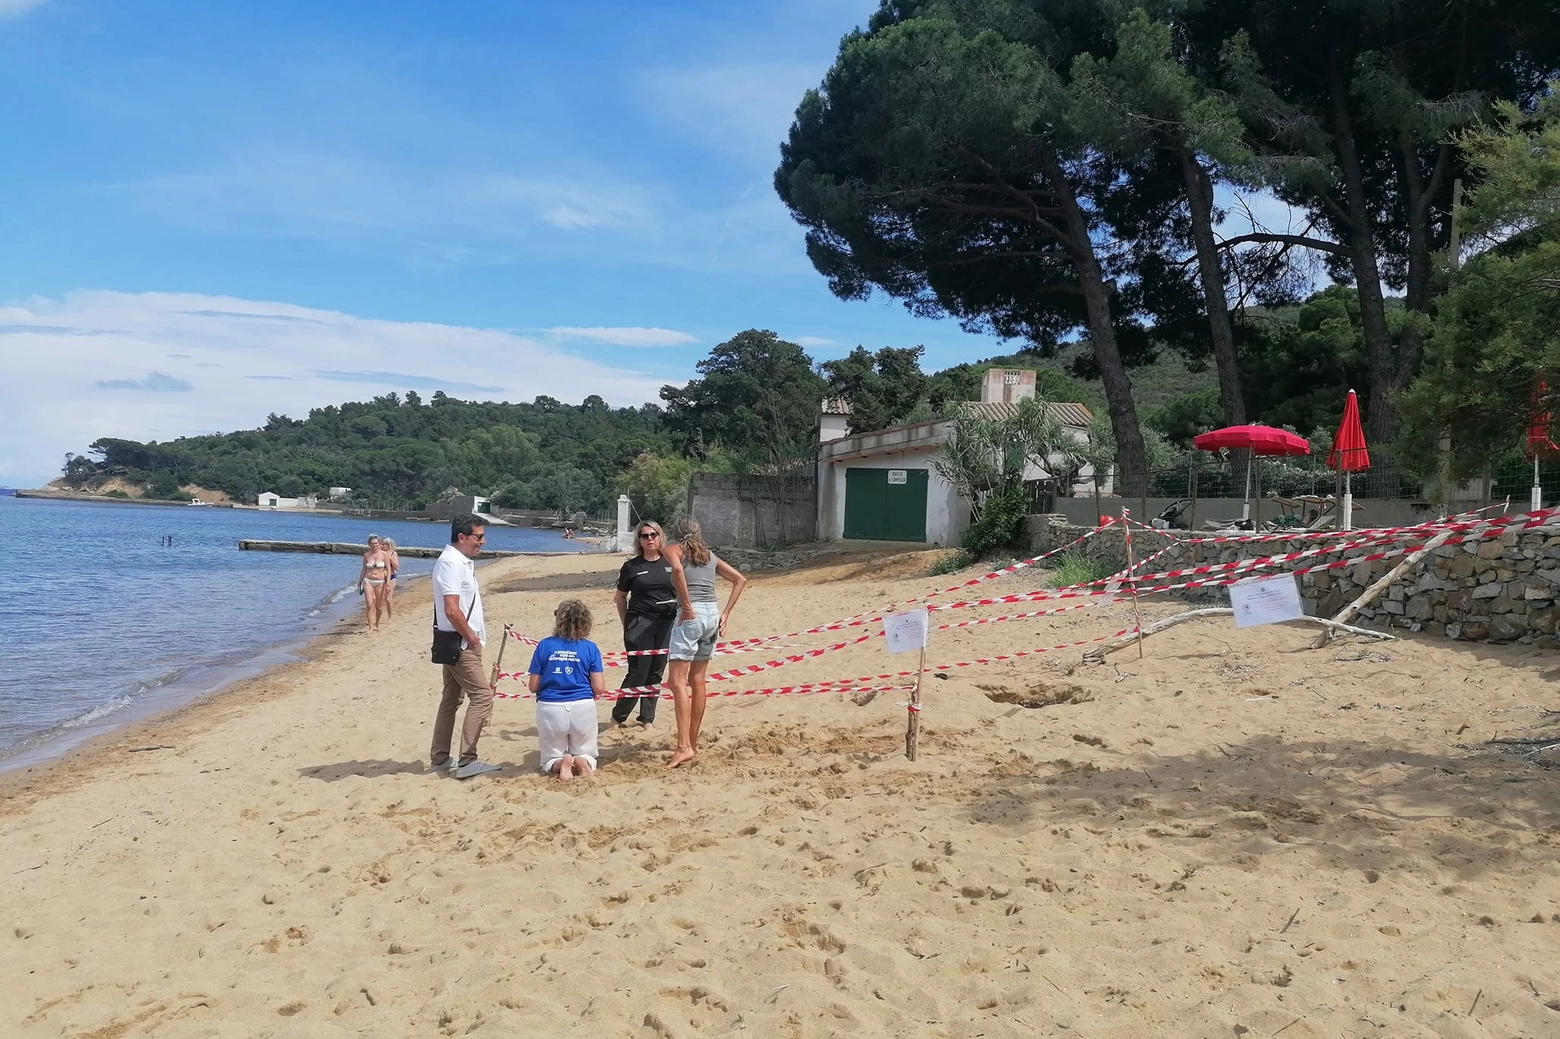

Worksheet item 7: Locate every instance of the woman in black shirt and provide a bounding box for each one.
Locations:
[611,520,678,728]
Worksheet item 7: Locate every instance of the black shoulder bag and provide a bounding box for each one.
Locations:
[430,598,476,665]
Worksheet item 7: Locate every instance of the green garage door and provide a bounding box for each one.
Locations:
[843,467,928,541]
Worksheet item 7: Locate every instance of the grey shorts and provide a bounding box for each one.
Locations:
[669,602,720,661]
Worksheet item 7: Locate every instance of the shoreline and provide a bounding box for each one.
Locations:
[0,569,432,784]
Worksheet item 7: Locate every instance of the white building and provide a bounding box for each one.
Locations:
[816,369,1098,546]
[256,492,317,509]
[328,486,353,501]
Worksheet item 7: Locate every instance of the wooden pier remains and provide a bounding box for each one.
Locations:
[238,540,528,559]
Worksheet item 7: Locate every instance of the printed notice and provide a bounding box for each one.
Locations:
[883,607,930,653]
[887,469,908,485]
[1229,574,1304,629]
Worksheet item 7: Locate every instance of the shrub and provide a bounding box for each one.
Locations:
[961,484,1028,559]
[927,549,974,575]
[1047,552,1119,588]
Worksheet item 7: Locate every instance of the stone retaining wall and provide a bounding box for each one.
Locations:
[1026,515,1560,645]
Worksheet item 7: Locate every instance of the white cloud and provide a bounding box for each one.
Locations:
[0,0,50,20]
[545,326,699,348]
[0,290,671,487]
[125,153,657,263]
[97,372,193,392]
[794,335,836,348]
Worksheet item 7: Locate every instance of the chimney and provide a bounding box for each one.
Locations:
[981,368,1036,404]
[819,398,852,442]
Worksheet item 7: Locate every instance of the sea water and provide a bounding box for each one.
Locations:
[0,497,591,768]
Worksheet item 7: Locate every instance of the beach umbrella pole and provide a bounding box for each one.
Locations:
[1534,457,1543,512]
[1343,471,1354,531]
[1241,457,1252,524]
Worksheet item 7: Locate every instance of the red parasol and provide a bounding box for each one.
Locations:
[1192,424,1309,525]
[1325,390,1369,529]
[1326,390,1370,472]
[1193,424,1310,456]
[1528,380,1555,510]
[1527,381,1556,461]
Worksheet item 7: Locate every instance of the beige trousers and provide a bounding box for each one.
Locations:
[430,646,493,767]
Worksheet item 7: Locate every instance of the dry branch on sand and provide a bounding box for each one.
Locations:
[1082,607,1395,663]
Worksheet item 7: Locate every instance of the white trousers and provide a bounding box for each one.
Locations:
[536,700,599,772]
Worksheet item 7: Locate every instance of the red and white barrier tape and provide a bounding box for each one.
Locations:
[498,627,1138,699]
[492,683,917,702]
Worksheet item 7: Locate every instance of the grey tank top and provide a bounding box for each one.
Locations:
[682,551,719,602]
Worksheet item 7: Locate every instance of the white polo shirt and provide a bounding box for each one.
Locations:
[432,543,485,649]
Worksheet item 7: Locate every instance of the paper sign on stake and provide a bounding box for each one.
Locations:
[883,607,929,653]
[1229,574,1304,628]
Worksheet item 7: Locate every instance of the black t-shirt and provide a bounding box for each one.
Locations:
[617,557,678,617]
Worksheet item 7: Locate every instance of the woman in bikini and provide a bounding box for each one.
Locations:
[381,537,402,618]
[358,535,391,632]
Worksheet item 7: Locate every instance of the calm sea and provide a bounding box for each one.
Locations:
[0,497,591,769]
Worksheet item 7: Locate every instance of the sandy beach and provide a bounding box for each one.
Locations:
[5,547,1560,1038]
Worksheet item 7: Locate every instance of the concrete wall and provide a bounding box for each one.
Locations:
[690,473,816,549]
[1044,495,1441,530]
[1026,514,1560,645]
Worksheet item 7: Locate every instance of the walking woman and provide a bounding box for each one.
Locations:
[381,537,402,618]
[611,520,677,730]
[358,534,392,632]
[664,517,747,768]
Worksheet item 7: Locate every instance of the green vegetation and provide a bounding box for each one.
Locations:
[776,0,1560,500]
[927,549,976,576]
[1047,553,1119,589]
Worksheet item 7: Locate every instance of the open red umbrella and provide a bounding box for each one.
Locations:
[1193,424,1311,456]
[1326,390,1369,529]
[1193,424,1310,523]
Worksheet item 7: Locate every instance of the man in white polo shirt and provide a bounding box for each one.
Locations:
[429,513,500,779]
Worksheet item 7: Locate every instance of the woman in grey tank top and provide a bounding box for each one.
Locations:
[664,517,748,769]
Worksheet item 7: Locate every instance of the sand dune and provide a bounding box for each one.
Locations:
[5,548,1560,1038]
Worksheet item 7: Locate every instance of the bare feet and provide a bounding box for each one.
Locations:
[573,758,595,778]
[557,754,574,782]
[666,747,697,769]
[639,722,655,732]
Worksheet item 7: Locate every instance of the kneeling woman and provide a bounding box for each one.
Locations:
[526,600,608,779]
[664,518,748,769]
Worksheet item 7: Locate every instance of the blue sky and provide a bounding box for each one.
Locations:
[0,0,1304,488]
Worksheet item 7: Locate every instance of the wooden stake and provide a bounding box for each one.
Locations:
[490,623,511,689]
[1122,507,1145,658]
[905,643,926,761]
[1313,528,1457,647]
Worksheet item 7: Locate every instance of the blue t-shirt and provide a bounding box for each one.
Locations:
[527,636,603,703]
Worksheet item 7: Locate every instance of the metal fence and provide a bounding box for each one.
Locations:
[1074,454,1560,507]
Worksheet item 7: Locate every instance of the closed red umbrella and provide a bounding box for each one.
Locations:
[1326,390,1369,529]
[1193,424,1310,524]
[1527,380,1555,509]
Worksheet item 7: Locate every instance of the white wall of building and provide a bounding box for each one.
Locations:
[820,446,968,546]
